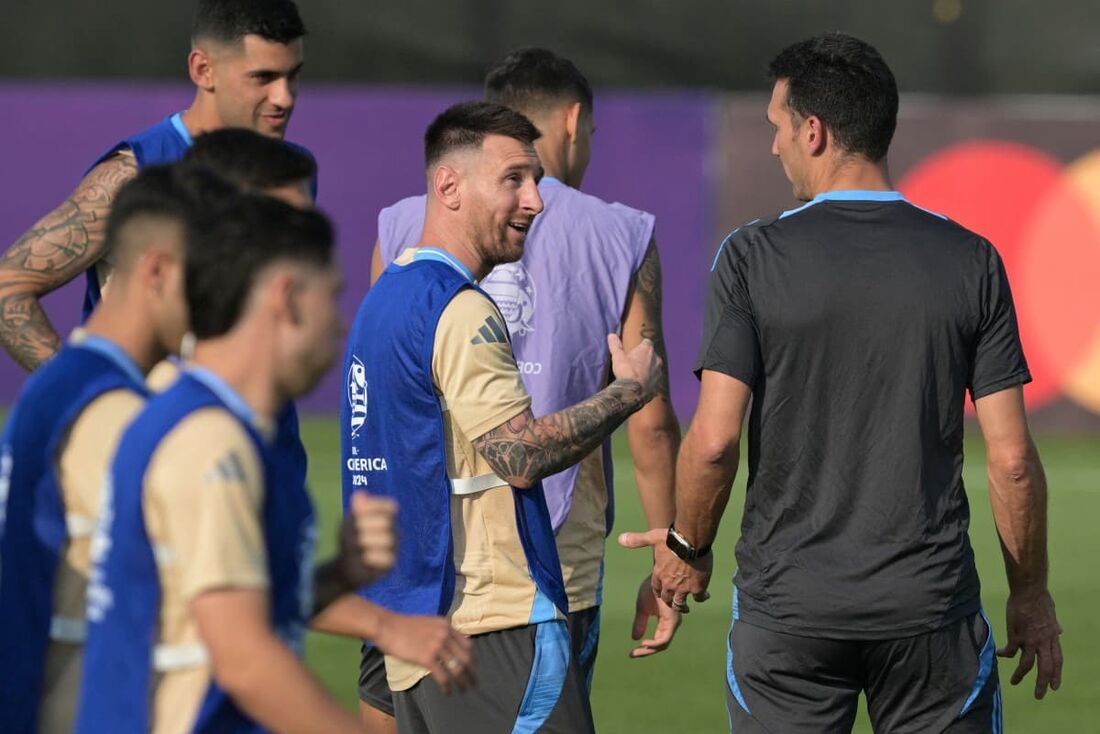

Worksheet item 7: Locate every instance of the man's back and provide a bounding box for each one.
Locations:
[701,191,1031,637]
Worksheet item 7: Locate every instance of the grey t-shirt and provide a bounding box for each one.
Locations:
[698,191,1030,639]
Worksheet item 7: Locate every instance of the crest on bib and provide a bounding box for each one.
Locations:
[481,261,536,337]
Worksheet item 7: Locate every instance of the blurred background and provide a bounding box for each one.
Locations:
[1,1,1097,730]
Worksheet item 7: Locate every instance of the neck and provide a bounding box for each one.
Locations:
[190,323,283,423]
[533,138,569,186]
[417,208,488,280]
[807,155,893,198]
[83,294,165,375]
[180,91,223,137]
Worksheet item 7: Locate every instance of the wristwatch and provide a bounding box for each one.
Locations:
[666,524,712,561]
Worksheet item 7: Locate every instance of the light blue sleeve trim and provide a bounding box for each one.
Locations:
[512,620,570,734]
[710,219,761,272]
[413,247,475,282]
[726,587,751,715]
[169,113,193,148]
[185,366,257,427]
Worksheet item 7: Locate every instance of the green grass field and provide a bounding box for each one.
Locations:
[298,417,1099,732]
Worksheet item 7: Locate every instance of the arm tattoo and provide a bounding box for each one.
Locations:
[634,240,671,399]
[0,153,137,370]
[473,379,647,487]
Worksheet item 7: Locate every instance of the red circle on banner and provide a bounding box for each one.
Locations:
[898,141,1065,408]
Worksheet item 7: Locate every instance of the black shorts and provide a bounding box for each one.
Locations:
[359,643,393,716]
[567,605,601,692]
[394,620,593,734]
[727,608,1001,733]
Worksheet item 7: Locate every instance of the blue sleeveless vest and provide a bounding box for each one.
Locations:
[341,254,568,619]
[76,372,315,734]
[0,336,147,734]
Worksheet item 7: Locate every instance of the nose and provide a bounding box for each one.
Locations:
[269,77,296,111]
[523,180,544,216]
[771,133,780,157]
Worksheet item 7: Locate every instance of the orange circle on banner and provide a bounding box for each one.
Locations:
[898,141,1066,408]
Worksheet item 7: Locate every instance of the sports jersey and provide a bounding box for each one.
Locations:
[342,247,567,691]
[376,179,652,611]
[698,190,1032,638]
[0,331,148,734]
[76,369,315,734]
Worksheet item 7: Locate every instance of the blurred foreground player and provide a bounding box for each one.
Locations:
[186,127,475,690]
[0,164,233,734]
[0,0,311,370]
[77,195,388,733]
[365,50,680,730]
[343,101,662,733]
[628,33,1063,732]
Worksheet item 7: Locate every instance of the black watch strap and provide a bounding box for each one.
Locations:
[666,524,712,561]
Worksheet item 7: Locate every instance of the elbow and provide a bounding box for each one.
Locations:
[508,475,537,490]
[988,445,1038,486]
[692,434,740,468]
[210,655,264,702]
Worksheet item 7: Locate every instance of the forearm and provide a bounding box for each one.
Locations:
[0,290,61,370]
[217,633,361,733]
[672,425,739,547]
[988,440,1050,592]
[310,592,384,639]
[628,401,681,528]
[311,558,357,616]
[476,378,648,488]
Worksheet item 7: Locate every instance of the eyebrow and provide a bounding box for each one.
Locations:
[248,62,304,78]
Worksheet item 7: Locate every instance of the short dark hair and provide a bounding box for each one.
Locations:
[192,0,306,45]
[484,48,594,114]
[424,101,541,169]
[185,129,316,190]
[105,163,238,267]
[187,193,334,339]
[768,33,898,162]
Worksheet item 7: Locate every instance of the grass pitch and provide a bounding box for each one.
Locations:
[299,417,1098,731]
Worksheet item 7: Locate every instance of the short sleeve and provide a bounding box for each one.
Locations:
[145,408,268,602]
[432,289,531,440]
[694,234,762,388]
[969,245,1032,400]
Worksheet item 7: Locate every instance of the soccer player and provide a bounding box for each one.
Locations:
[365,47,680,728]
[627,33,1063,732]
[343,101,662,733]
[76,194,379,733]
[185,127,476,692]
[0,0,309,370]
[0,164,236,734]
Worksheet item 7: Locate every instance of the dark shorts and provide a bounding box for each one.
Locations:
[727,608,1002,733]
[359,643,393,716]
[394,620,594,734]
[567,605,601,692]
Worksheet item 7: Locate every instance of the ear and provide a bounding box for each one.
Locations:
[264,270,301,326]
[138,248,173,294]
[188,47,216,92]
[564,101,583,144]
[432,164,462,211]
[804,114,828,157]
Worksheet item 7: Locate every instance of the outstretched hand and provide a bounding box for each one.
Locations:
[339,491,397,588]
[997,589,1063,699]
[618,527,712,613]
[628,574,682,658]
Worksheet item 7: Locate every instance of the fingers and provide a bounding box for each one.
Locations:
[349,492,397,573]
[607,333,625,357]
[630,609,681,658]
[1011,648,1036,686]
[617,528,665,549]
[631,609,648,641]
[1033,635,1065,699]
[692,590,711,603]
[426,629,476,695]
[670,594,690,614]
[996,641,1019,659]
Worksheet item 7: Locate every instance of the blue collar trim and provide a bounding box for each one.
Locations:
[170,113,194,148]
[413,247,475,283]
[779,189,905,219]
[186,366,256,426]
[541,176,562,185]
[76,334,145,387]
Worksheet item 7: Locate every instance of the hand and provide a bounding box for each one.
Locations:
[373,610,476,694]
[618,528,712,612]
[608,333,662,400]
[339,491,397,587]
[997,588,1063,699]
[628,574,682,658]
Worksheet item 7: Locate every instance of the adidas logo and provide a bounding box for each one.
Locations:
[471,315,509,345]
[206,450,248,485]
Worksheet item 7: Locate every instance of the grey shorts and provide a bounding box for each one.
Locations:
[567,605,601,692]
[726,608,1002,733]
[358,643,393,716]
[394,619,593,734]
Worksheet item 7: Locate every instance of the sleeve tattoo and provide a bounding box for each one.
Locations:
[0,153,138,370]
[634,240,671,400]
[473,378,647,487]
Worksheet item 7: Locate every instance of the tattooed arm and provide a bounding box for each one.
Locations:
[473,334,661,489]
[621,238,680,529]
[0,151,138,370]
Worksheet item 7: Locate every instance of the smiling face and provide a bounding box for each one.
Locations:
[207,35,303,138]
[461,134,545,267]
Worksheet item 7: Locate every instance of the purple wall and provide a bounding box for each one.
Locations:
[0,83,712,419]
